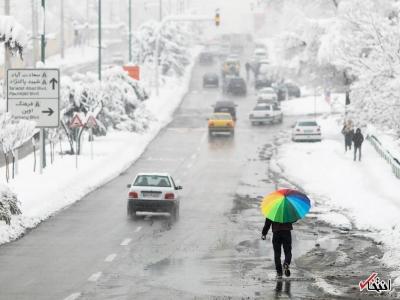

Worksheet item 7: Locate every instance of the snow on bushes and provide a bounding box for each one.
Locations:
[0,16,27,58]
[0,185,21,225]
[60,67,150,153]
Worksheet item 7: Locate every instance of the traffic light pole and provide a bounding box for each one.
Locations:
[153,15,214,96]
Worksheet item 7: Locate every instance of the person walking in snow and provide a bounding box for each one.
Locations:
[353,128,364,161]
[262,219,293,278]
[341,120,354,152]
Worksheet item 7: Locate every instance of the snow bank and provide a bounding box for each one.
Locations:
[281,93,345,116]
[272,115,400,283]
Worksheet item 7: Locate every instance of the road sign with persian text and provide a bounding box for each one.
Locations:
[7,68,60,128]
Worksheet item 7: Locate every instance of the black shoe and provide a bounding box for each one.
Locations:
[276,271,283,279]
[283,263,290,277]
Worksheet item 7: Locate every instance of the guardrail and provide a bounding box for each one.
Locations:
[367,134,400,179]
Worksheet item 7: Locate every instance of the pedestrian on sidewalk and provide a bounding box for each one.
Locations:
[261,219,293,278]
[341,120,354,152]
[353,128,364,161]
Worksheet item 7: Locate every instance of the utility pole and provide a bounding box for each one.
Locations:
[32,0,39,67]
[98,0,102,81]
[4,0,11,97]
[129,0,132,62]
[60,0,65,59]
[159,0,162,21]
[40,0,46,171]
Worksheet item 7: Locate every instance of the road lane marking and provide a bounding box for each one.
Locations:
[105,253,117,262]
[88,272,102,282]
[135,226,142,232]
[200,132,207,142]
[120,238,132,246]
[64,293,81,300]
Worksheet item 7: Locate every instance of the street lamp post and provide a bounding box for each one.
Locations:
[129,0,132,62]
[40,0,46,172]
[98,0,102,81]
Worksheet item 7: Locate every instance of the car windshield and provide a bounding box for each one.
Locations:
[298,121,318,127]
[133,175,171,187]
[230,79,245,85]
[211,114,232,120]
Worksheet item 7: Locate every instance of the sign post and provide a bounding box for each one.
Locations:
[86,115,98,160]
[70,114,84,169]
[7,68,60,174]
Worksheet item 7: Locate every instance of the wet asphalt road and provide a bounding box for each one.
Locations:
[0,58,397,300]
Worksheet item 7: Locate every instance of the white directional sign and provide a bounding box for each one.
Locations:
[7,68,60,128]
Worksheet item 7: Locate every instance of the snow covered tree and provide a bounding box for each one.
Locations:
[0,114,36,181]
[0,16,27,58]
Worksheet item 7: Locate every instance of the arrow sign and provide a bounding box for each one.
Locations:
[50,78,58,90]
[42,107,54,116]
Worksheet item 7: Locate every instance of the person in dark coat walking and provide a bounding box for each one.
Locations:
[341,120,354,152]
[262,219,293,278]
[353,128,364,161]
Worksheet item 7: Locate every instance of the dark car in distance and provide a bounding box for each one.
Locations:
[212,100,238,121]
[225,76,247,96]
[199,52,214,65]
[203,73,219,88]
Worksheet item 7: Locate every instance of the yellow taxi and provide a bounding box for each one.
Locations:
[208,113,235,137]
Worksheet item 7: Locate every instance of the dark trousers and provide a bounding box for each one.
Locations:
[345,140,352,151]
[272,231,292,273]
[354,146,361,161]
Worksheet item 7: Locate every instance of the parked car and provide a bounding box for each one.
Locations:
[203,73,219,88]
[127,173,182,220]
[199,51,214,65]
[249,103,282,125]
[225,76,247,96]
[292,120,322,142]
[273,82,301,100]
[286,82,301,98]
[208,113,235,136]
[213,100,237,120]
[257,87,278,101]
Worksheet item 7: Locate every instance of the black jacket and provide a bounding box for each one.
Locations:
[262,218,293,235]
[353,131,364,147]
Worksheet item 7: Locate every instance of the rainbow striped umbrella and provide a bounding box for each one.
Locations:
[261,189,311,223]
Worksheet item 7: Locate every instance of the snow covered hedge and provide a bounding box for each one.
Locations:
[0,184,21,225]
[0,16,27,58]
[60,67,149,154]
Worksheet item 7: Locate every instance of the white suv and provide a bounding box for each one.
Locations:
[249,103,283,125]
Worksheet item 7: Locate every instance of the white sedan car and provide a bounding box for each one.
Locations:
[127,173,182,220]
[257,87,278,101]
[249,103,283,125]
[292,120,322,142]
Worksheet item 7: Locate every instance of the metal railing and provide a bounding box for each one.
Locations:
[367,134,400,179]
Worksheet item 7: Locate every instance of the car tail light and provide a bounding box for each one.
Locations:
[227,121,233,127]
[296,128,300,132]
[165,193,175,200]
[209,121,214,127]
[317,127,321,132]
[129,191,138,199]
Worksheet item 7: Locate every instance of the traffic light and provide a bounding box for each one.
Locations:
[215,10,220,27]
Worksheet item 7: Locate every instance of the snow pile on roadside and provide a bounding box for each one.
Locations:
[281,93,345,116]
[0,46,200,244]
[271,115,400,284]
